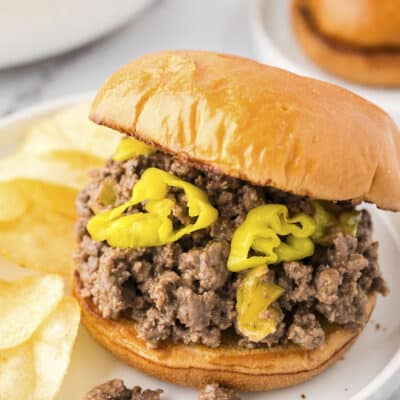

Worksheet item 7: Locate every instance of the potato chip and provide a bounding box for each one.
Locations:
[0,343,35,400]
[0,102,120,276]
[31,296,80,400]
[0,203,75,276]
[20,102,120,160]
[41,150,105,173]
[0,179,77,275]
[0,180,77,221]
[0,103,116,192]
[0,153,95,190]
[0,274,64,350]
[0,183,28,222]
[0,297,80,400]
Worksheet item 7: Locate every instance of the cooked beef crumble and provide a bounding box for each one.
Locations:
[75,151,387,350]
[83,379,130,400]
[83,379,162,400]
[198,383,241,400]
[82,380,238,400]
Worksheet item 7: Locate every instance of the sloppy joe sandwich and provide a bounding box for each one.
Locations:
[73,50,400,391]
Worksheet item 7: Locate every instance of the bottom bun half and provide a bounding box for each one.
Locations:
[292,0,400,87]
[73,272,376,391]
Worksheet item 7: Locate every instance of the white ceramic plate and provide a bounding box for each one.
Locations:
[1,96,400,400]
[0,0,155,69]
[249,0,400,115]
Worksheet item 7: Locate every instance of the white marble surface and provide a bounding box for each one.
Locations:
[0,0,253,116]
[0,0,399,398]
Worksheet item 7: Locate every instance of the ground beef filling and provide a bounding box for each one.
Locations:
[75,151,387,350]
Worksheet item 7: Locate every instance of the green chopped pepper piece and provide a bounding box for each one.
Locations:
[311,201,361,245]
[339,211,361,237]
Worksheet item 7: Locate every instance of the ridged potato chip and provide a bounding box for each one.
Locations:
[41,150,104,174]
[0,183,28,222]
[0,213,74,276]
[20,102,120,160]
[0,180,77,275]
[30,297,80,399]
[0,275,64,350]
[0,296,80,400]
[0,180,77,220]
[0,102,110,399]
[0,153,96,190]
[0,343,35,400]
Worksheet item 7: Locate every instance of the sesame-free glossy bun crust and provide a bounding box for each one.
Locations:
[90,50,400,210]
[74,273,376,391]
[292,0,400,86]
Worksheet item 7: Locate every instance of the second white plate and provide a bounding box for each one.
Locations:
[249,0,400,115]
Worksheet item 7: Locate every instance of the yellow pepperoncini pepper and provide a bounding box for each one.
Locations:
[236,266,285,342]
[227,204,316,272]
[311,201,361,245]
[113,137,155,162]
[87,168,218,248]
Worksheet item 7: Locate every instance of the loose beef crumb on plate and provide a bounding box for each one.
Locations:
[82,379,241,400]
[198,383,241,400]
[82,379,162,400]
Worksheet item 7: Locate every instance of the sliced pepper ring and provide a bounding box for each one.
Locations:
[227,204,316,272]
[87,167,218,248]
[112,137,155,162]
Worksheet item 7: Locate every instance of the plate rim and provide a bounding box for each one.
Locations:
[0,93,94,129]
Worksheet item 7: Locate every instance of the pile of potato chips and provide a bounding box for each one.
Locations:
[0,102,120,399]
[0,102,120,276]
[0,275,79,399]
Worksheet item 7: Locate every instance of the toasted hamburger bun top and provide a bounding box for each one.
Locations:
[90,50,400,211]
[74,272,376,391]
[305,0,400,48]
